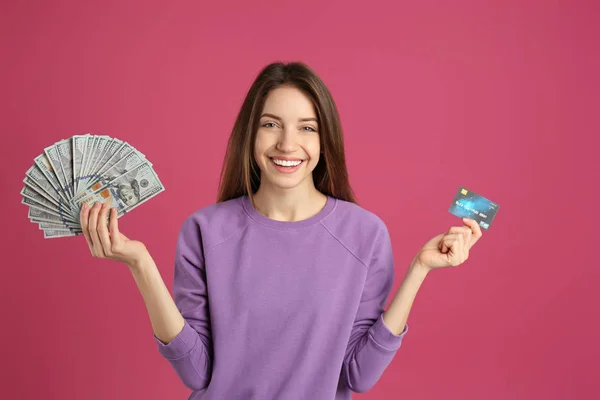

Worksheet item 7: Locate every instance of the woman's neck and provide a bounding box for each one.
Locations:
[252,184,328,223]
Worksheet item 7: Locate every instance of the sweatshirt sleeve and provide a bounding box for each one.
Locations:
[340,221,409,393]
[153,215,213,391]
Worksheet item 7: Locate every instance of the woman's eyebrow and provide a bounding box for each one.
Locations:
[260,113,318,123]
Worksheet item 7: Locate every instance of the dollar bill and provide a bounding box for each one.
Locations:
[80,136,98,187]
[44,229,79,239]
[77,137,121,194]
[56,139,75,197]
[91,138,124,181]
[44,143,70,197]
[34,154,70,204]
[22,196,78,224]
[86,136,110,178]
[32,218,81,228]
[23,176,59,208]
[72,161,165,216]
[72,133,90,194]
[38,222,82,232]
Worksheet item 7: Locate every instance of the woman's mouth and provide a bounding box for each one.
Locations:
[269,157,305,174]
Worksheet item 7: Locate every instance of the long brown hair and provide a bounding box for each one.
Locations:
[217,61,356,204]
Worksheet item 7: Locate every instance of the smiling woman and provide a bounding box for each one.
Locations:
[80,61,436,400]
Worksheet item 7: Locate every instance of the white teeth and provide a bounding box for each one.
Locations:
[272,159,302,167]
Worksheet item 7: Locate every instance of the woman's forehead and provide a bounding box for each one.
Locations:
[262,88,316,119]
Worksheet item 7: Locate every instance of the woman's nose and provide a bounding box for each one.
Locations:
[276,129,297,152]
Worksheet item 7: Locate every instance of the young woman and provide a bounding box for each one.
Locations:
[80,61,483,399]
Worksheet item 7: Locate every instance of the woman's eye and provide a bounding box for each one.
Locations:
[262,122,316,132]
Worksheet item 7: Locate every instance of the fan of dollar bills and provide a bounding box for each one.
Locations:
[21,134,165,239]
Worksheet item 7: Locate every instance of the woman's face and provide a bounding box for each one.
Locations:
[254,85,321,192]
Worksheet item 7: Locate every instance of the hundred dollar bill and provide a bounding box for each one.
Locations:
[96,141,134,176]
[56,139,75,197]
[23,176,59,208]
[28,203,80,233]
[44,229,79,239]
[77,136,115,194]
[24,165,77,215]
[24,165,59,203]
[24,176,76,216]
[93,138,121,170]
[72,134,89,193]
[21,185,67,215]
[88,138,127,186]
[38,222,82,232]
[86,136,109,177]
[85,135,112,181]
[34,154,70,204]
[89,149,147,192]
[28,207,73,226]
[22,196,77,224]
[72,161,165,217]
[44,143,70,197]
[77,139,128,194]
[80,135,99,188]
[32,218,80,228]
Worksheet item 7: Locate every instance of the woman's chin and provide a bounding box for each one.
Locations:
[262,174,311,191]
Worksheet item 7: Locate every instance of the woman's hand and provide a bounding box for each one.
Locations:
[412,218,483,272]
[80,200,151,269]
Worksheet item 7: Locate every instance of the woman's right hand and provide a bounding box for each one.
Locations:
[80,200,151,269]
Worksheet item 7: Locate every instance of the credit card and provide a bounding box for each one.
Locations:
[448,186,499,230]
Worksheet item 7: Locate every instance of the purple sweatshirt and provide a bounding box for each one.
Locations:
[154,195,409,399]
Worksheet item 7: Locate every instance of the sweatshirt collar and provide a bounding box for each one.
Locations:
[241,195,337,230]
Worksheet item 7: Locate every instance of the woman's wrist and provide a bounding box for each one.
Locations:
[127,251,154,272]
[409,257,431,275]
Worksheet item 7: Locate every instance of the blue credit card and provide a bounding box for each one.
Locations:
[448,186,499,230]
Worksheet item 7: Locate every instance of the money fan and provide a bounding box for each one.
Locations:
[21,134,165,239]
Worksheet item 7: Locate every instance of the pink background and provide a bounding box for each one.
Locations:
[1,0,598,399]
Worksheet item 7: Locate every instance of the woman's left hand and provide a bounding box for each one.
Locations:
[412,218,483,272]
